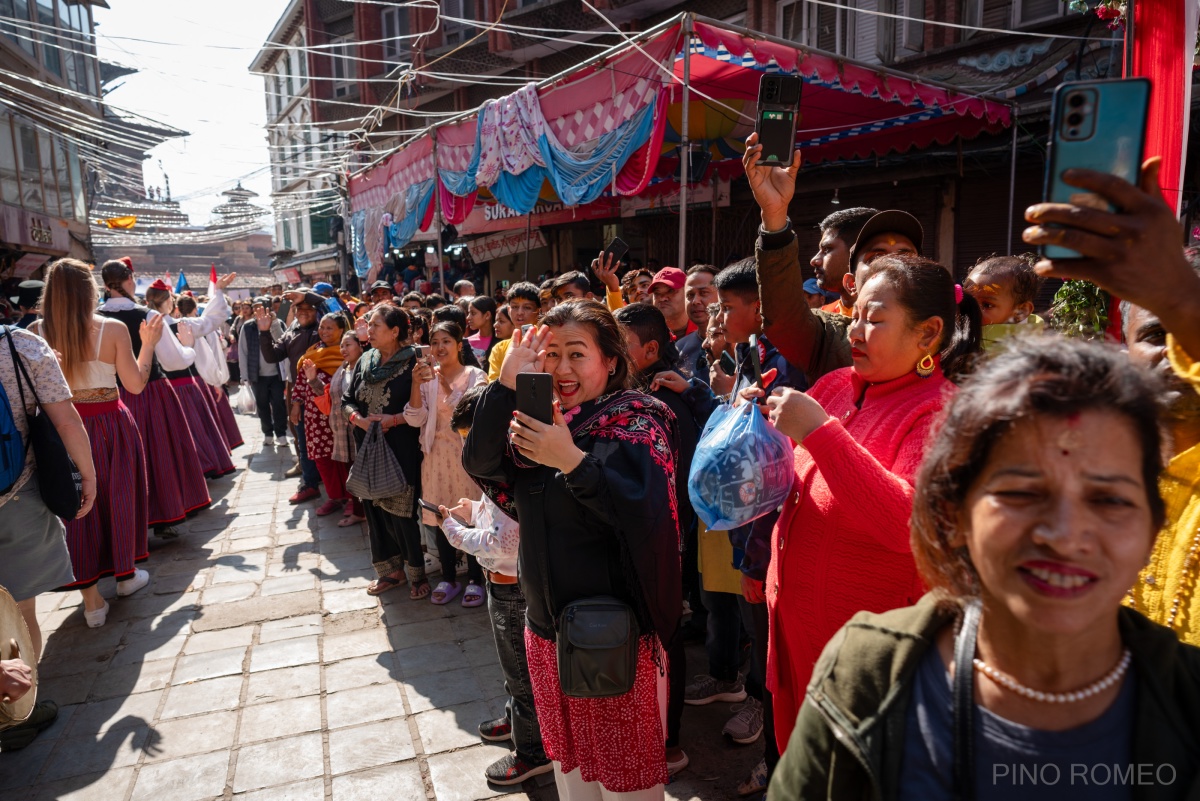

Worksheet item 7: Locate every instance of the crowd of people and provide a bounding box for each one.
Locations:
[2,138,1200,801]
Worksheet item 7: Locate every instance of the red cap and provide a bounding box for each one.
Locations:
[148,279,171,291]
[648,267,686,292]
[119,257,133,271]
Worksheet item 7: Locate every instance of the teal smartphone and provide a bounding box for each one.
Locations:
[1041,78,1150,259]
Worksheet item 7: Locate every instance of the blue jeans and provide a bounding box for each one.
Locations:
[487,579,545,762]
[294,417,321,490]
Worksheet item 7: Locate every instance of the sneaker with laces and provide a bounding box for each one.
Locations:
[684,674,747,705]
[737,759,769,797]
[485,752,552,786]
[478,716,511,742]
[424,552,442,577]
[723,696,764,744]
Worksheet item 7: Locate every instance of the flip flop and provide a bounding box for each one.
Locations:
[430,581,461,605]
[409,579,431,601]
[338,514,366,527]
[366,573,406,596]
[461,582,485,608]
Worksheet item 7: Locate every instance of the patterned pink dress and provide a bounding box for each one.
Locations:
[294,371,333,461]
[418,370,483,526]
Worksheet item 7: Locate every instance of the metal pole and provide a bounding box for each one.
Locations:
[711,172,718,264]
[1006,108,1018,254]
[523,213,532,280]
[677,15,691,269]
[432,132,446,296]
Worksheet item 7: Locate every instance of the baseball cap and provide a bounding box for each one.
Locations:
[10,280,43,309]
[368,280,392,293]
[849,210,923,264]
[648,267,686,292]
[802,278,824,296]
[313,282,334,296]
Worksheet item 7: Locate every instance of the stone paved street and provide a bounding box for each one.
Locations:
[0,417,758,800]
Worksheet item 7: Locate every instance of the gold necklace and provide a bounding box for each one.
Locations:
[1129,524,1200,631]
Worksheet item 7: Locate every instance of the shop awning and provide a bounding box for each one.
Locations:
[347,13,1011,278]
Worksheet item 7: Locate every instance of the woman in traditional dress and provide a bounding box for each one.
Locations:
[312,329,366,527]
[36,259,161,628]
[98,259,211,537]
[405,321,487,606]
[296,312,354,517]
[176,294,243,451]
[463,300,681,800]
[144,279,236,479]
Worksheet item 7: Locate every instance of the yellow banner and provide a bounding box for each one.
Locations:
[98,215,137,229]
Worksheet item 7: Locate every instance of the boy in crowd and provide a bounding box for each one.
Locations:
[550,271,594,304]
[486,282,542,381]
[401,292,425,312]
[963,254,1045,349]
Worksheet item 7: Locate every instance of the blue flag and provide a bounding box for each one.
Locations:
[174,269,189,294]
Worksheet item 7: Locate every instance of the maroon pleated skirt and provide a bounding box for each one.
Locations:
[59,399,148,589]
[121,379,211,526]
[206,383,244,449]
[171,376,235,478]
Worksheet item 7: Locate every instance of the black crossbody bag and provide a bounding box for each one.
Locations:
[557,596,639,699]
[953,599,983,801]
[4,329,82,519]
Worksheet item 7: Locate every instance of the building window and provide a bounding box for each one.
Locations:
[382,6,410,65]
[898,0,924,53]
[442,0,475,47]
[63,138,83,220]
[39,131,59,217]
[778,0,880,64]
[15,123,43,212]
[0,114,19,207]
[1014,0,1064,26]
[35,0,61,77]
[282,220,293,250]
[330,36,356,97]
[0,0,36,56]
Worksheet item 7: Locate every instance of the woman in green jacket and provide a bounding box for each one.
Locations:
[770,336,1200,801]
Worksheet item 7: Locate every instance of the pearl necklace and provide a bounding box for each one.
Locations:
[973,649,1132,704]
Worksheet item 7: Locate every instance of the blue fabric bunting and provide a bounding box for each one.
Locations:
[350,209,371,279]
[386,178,435,251]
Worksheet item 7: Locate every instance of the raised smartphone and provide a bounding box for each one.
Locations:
[756,74,802,165]
[1042,78,1150,259]
[601,236,630,267]
[515,372,554,425]
[417,498,442,518]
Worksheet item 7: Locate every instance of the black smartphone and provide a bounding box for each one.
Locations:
[756,74,802,165]
[601,236,629,267]
[417,498,442,517]
[277,298,292,321]
[718,350,736,376]
[515,372,554,425]
[1042,78,1150,259]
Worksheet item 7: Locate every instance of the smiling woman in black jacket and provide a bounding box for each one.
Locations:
[463,300,681,800]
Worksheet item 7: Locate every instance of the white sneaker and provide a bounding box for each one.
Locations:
[424,553,442,577]
[85,601,110,628]
[263,435,275,447]
[117,568,150,597]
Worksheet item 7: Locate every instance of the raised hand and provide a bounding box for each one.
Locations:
[591,251,621,293]
[499,324,553,391]
[216,272,237,290]
[743,131,802,231]
[140,313,164,347]
[254,305,272,332]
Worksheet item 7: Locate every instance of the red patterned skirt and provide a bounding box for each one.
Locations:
[121,380,210,526]
[525,630,668,793]
[60,399,148,589]
[206,383,244,449]
[172,376,235,478]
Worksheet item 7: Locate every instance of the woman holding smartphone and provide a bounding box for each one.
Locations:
[405,321,487,606]
[463,300,681,801]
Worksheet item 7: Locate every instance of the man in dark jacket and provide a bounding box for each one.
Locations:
[255,295,322,503]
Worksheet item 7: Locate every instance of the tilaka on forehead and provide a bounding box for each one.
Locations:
[1057,414,1084,455]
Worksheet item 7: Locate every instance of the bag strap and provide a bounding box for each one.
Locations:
[953,598,982,801]
[4,326,43,410]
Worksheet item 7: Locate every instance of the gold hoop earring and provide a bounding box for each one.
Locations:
[915,353,936,378]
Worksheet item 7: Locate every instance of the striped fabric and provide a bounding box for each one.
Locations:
[171,376,235,478]
[60,400,148,589]
[206,383,245,450]
[121,379,211,526]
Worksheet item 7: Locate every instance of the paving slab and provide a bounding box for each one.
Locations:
[237,695,323,744]
[129,749,230,801]
[232,732,324,793]
[244,664,322,705]
[329,762,425,800]
[326,718,417,775]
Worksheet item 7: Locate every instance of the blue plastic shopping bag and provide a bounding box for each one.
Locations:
[687,402,794,531]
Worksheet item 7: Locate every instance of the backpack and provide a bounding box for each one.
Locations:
[0,328,27,494]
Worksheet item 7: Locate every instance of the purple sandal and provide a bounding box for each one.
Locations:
[461,582,485,608]
[430,581,461,605]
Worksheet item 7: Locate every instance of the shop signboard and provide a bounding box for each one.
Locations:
[620,178,731,217]
[0,205,70,254]
[466,228,548,263]
[457,198,619,236]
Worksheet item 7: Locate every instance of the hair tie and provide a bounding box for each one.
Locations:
[954,284,964,304]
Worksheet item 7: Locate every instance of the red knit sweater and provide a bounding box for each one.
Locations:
[765,364,954,752]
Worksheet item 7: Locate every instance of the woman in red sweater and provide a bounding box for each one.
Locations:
[752,254,981,753]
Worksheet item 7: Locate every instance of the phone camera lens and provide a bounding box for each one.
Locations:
[1067,93,1086,109]
[1066,113,1084,127]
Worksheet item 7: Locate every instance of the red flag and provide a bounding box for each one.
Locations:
[208,264,218,296]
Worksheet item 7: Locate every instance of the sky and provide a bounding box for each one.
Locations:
[93,0,288,226]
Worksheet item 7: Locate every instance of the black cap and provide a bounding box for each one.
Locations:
[10,280,44,309]
[368,280,392,293]
[849,210,924,265]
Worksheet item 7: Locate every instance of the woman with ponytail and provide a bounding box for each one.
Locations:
[98,258,211,537]
[36,259,162,627]
[144,279,237,479]
[739,253,982,754]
